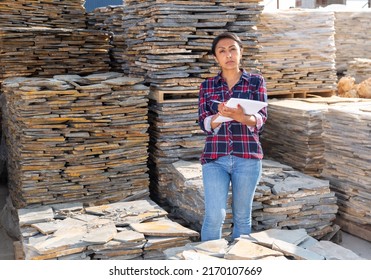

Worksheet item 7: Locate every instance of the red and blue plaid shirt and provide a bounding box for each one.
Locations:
[198,69,268,164]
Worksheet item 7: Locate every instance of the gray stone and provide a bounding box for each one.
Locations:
[307,240,365,260]
[272,176,329,196]
[225,239,284,260]
[187,239,229,258]
[183,250,224,260]
[244,228,309,246]
[298,235,319,249]
[272,239,325,260]
[18,206,54,226]
[82,219,117,244]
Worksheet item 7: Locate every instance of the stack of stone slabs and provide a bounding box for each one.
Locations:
[257,10,337,98]
[260,99,328,178]
[322,101,371,242]
[1,73,150,208]
[0,0,87,29]
[168,159,339,240]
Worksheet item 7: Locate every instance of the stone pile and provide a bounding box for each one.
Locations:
[123,0,263,89]
[0,27,111,83]
[345,58,371,84]
[333,11,371,74]
[84,1,264,208]
[167,160,233,238]
[164,228,364,260]
[147,94,204,205]
[1,72,150,208]
[260,99,328,177]
[322,101,371,242]
[0,0,87,29]
[11,199,363,261]
[12,198,199,260]
[168,159,339,240]
[87,5,127,72]
[257,10,337,98]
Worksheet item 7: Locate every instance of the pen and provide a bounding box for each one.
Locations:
[211,100,222,103]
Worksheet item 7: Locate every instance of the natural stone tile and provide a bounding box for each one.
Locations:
[297,235,319,249]
[306,240,365,260]
[88,239,145,252]
[114,228,145,243]
[183,250,225,260]
[31,217,87,235]
[272,239,325,260]
[130,218,199,237]
[18,206,54,226]
[145,236,190,250]
[92,248,143,260]
[244,228,309,246]
[85,199,167,226]
[51,202,84,213]
[188,238,229,258]
[26,227,88,257]
[225,239,284,260]
[82,220,117,244]
[272,175,329,196]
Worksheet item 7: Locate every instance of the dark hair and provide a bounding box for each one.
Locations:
[211,32,243,56]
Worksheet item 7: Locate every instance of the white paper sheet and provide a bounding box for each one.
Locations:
[214,98,267,122]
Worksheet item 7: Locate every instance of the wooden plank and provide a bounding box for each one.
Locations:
[149,89,199,103]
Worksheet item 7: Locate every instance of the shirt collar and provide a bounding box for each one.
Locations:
[215,68,249,84]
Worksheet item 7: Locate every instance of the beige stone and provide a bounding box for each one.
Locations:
[225,239,284,260]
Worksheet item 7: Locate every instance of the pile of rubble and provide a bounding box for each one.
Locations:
[8,198,199,260]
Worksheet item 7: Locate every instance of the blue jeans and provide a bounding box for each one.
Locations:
[201,155,262,241]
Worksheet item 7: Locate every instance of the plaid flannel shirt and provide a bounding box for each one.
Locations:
[198,69,268,164]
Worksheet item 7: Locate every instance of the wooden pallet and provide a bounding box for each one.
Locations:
[268,91,335,99]
[149,89,199,103]
[268,92,307,99]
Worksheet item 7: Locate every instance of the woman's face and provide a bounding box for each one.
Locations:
[214,38,242,71]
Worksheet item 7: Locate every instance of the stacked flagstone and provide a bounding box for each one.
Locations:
[87,5,127,72]
[147,95,205,205]
[0,27,111,83]
[345,58,371,84]
[333,11,371,74]
[11,198,198,260]
[168,159,339,240]
[121,0,264,206]
[1,72,150,208]
[123,0,263,89]
[261,97,371,178]
[167,160,233,238]
[261,99,328,177]
[322,101,371,242]
[257,10,337,98]
[254,160,338,239]
[0,0,86,29]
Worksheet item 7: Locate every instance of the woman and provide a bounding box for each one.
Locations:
[198,32,268,241]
